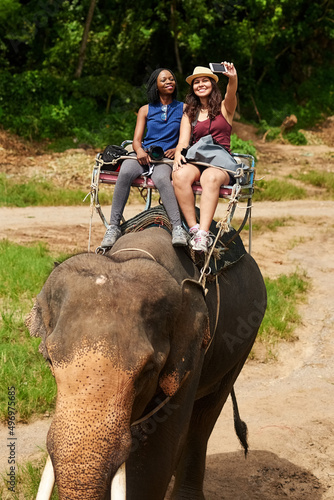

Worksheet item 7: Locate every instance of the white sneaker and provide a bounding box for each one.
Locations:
[190,230,212,252]
[188,224,200,237]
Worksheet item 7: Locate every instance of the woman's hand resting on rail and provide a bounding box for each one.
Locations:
[136,147,151,165]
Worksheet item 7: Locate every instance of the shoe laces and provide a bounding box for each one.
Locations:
[189,224,200,236]
[193,230,209,243]
[173,225,184,235]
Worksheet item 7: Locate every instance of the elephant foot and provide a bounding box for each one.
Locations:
[170,486,205,500]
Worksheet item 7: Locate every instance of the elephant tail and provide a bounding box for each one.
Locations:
[231,386,248,457]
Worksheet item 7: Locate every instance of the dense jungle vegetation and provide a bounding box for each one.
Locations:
[0,0,333,148]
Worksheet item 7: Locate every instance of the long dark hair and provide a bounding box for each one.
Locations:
[146,68,178,104]
[185,78,222,122]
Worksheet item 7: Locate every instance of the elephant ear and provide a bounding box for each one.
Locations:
[159,278,210,397]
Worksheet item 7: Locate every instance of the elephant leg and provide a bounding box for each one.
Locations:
[126,372,203,500]
[171,361,246,500]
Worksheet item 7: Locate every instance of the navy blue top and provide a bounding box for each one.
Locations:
[142,100,184,152]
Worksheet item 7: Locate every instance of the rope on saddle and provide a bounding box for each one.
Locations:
[199,182,242,286]
[197,185,244,358]
[119,205,172,235]
[115,205,246,276]
[86,162,102,252]
[110,248,157,262]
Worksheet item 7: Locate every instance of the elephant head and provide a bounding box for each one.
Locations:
[27,251,209,499]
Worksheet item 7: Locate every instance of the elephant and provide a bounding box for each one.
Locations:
[27,226,267,500]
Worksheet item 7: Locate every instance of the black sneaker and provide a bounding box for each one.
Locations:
[101,225,122,248]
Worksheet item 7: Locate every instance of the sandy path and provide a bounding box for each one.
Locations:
[1,198,334,499]
[1,199,333,231]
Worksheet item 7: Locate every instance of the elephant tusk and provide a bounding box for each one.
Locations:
[36,455,55,500]
[111,462,126,499]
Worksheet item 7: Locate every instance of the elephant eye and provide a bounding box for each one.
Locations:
[143,362,155,374]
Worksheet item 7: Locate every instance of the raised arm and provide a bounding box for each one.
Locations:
[221,62,238,123]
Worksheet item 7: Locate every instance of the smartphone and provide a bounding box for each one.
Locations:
[209,63,226,73]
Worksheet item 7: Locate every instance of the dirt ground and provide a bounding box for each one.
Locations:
[0,120,334,499]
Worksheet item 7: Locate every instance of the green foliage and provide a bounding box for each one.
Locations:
[291,67,334,128]
[257,120,308,145]
[0,69,141,143]
[0,241,63,422]
[259,271,309,348]
[0,174,110,207]
[255,67,334,129]
[72,109,138,150]
[296,170,334,197]
[257,121,281,141]
[0,0,332,142]
[248,217,290,234]
[231,134,257,160]
[285,130,307,145]
[0,0,20,21]
[253,179,306,201]
[0,454,59,499]
[0,174,84,207]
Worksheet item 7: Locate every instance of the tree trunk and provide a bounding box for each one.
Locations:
[170,0,182,75]
[74,0,98,79]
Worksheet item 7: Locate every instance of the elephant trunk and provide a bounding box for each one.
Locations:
[47,354,136,500]
[48,404,132,500]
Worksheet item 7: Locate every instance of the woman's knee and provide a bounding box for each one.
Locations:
[118,160,142,182]
[152,166,171,186]
[173,165,198,188]
[201,168,229,188]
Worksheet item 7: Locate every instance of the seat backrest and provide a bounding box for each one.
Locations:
[121,140,134,153]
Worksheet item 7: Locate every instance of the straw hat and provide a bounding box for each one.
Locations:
[185,66,219,85]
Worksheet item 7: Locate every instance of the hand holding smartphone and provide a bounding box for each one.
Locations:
[209,63,227,73]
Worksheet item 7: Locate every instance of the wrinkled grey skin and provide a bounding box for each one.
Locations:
[27,227,266,500]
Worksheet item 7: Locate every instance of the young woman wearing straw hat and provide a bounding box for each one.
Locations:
[172,62,238,252]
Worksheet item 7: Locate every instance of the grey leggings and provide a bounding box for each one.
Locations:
[109,157,182,227]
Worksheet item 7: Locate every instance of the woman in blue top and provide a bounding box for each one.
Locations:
[101,68,187,248]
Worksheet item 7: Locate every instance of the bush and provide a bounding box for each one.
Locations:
[0,69,143,143]
[256,67,334,129]
[257,120,308,145]
[285,130,307,145]
[231,133,257,160]
[257,120,281,142]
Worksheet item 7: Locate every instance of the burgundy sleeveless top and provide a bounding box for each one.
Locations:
[193,113,232,153]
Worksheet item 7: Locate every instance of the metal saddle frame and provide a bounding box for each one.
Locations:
[89,140,256,253]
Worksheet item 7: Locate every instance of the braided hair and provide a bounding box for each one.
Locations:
[146,68,178,104]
